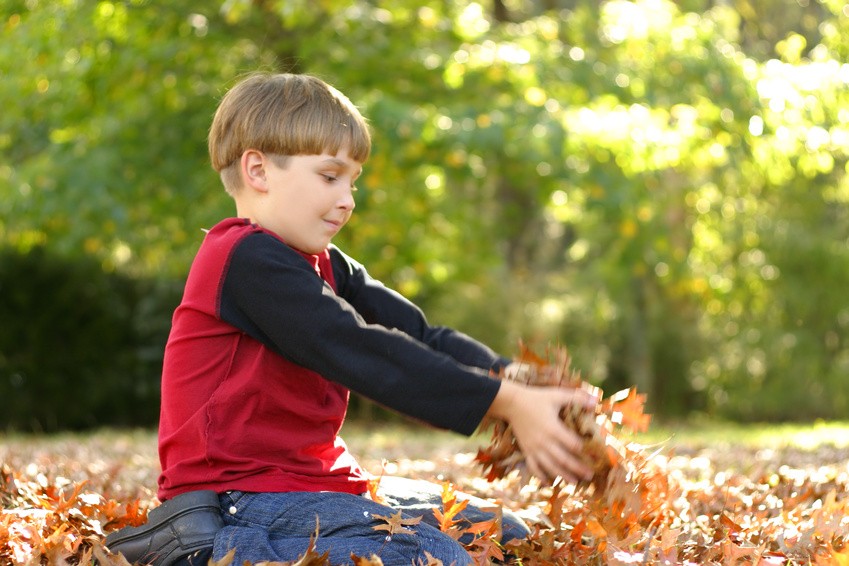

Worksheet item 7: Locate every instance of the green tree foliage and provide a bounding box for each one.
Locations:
[1,0,847,426]
[0,0,251,273]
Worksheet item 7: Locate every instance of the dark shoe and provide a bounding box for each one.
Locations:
[105,490,224,566]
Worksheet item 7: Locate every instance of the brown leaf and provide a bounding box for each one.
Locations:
[92,543,134,566]
[371,511,422,537]
[464,518,504,565]
[413,551,444,566]
[288,519,331,566]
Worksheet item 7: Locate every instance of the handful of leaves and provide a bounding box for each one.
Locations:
[476,343,652,492]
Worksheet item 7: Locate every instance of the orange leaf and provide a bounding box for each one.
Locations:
[605,388,652,433]
[719,512,743,534]
[516,341,548,367]
[351,554,384,566]
[366,460,388,505]
[832,552,849,566]
[585,518,607,539]
[571,519,587,543]
[432,482,469,533]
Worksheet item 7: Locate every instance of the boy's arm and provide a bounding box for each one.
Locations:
[328,246,509,373]
[220,233,500,436]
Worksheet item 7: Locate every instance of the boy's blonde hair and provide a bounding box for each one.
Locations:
[209,73,371,195]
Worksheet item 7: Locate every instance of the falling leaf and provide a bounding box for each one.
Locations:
[603,387,652,433]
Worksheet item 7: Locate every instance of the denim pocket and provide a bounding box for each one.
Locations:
[219,490,248,522]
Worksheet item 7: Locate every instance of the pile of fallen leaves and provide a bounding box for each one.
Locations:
[475,344,849,564]
[476,343,652,488]
[0,463,145,564]
[2,344,849,564]
[0,462,498,566]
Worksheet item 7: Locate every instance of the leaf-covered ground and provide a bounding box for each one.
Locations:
[2,421,849,565]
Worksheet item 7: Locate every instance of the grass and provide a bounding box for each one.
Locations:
[334,419,849,485]
[4,418,848,454]
[2,418,847,490]
[339,417,849,463]
[633,418,849,449]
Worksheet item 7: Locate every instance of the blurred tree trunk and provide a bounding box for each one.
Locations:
[628,275,654,403]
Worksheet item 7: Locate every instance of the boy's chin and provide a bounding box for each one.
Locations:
[297,241,331,255]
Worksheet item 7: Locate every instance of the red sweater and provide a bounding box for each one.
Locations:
[158,218,504,501]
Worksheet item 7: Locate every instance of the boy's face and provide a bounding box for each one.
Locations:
[252,150,361,254]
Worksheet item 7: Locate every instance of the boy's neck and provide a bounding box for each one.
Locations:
[234,200,256,226]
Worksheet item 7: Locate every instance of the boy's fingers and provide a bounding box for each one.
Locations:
[529,424,592,483]
[534,449,589,485]
[548,386,598,411]
[556,436,594,480]
[552,417,597,475]
[565,387,599,409]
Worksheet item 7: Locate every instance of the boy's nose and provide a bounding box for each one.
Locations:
[338,189,356,210]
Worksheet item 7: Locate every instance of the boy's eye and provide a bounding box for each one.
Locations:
[322,174,338,183]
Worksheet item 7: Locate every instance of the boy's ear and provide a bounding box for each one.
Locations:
[240,149,269,193]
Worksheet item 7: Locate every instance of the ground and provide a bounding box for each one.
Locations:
[2,420,849,564]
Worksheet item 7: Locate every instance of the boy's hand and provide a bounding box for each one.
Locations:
[487,379,598,484]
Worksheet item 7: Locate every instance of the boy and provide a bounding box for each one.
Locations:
[110,73,595,565]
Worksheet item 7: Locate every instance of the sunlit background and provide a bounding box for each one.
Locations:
[1,0,847,430]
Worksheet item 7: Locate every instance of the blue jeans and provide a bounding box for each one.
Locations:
[212,477,530,565]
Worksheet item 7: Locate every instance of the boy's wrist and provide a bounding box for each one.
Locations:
[486,379,519,421]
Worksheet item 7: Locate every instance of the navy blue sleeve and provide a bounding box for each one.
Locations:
[218,233,501,436]
[328,246,510,373]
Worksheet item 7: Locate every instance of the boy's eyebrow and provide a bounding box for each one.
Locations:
[321,157,362,175]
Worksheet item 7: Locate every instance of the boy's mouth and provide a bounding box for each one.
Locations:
[323,218,345,231]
